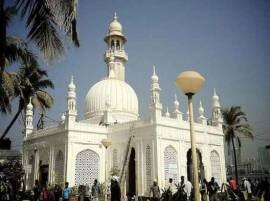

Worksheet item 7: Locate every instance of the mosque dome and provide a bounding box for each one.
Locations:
[85,78,139,121]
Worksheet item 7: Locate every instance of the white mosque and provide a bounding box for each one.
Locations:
[23,14,226,196]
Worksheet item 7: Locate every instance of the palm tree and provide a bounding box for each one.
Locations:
[0,62,54,140]
[222,106,253,184]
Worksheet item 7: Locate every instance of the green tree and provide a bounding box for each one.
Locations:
[0,62,54,140]
[222,106,253,184]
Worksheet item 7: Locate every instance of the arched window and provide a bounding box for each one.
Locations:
[210,151,221,185]
[75,149,99,185]
[55,151,64,184]
[164,146,178,183]
[111,40,115,49]
[116,40,120,49]
[145,145,152,190]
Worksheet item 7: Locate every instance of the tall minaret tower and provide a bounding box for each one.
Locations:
[66,76,77,123]
[25,97,33,136]
[149,66,162,121]
[104,13,128,81]
[211,88,222,127]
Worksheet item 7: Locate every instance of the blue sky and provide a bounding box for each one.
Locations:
[1,0,270,161]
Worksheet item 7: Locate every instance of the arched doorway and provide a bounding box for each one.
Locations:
[187,149,205,182]
[128,148,136,197]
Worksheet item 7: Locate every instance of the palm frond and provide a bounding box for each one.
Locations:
[16,0,64,61]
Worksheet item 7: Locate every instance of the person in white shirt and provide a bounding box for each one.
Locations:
[244,178,252,200]
[180,176,193,201]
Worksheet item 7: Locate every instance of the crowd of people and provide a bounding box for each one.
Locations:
[29,176,122,201]
[151,176,270,201]
[226,177,270,201]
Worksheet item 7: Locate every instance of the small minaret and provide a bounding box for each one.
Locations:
[25,97,33,136]
[165,107,170,117]
[198,100,207,125]
[149,66,163,121]
[211,88,223,127]
[66,76,77,124]
[104,13,128,81]
[171,94,183,120]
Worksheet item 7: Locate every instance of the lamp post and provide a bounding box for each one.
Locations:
[175,70,205,201]
[102,138,112,201]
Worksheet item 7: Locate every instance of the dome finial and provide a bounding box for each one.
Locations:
[214,88,217,96]
[153,65,156,75]
[114,12,118,20]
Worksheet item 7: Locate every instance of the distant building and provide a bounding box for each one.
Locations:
[258,146,270,170]
[22,14,226,196]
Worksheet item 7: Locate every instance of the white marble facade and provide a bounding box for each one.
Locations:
[23,14,226,196]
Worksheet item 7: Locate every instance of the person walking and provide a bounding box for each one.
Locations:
[33,180,40,201]
[54,185,62,201]
[91,179,100,201]
[208,177,219,201]
[244,178,252,201]
[200,179,208,201]
[149,180,160,201]
[63,182,72,201]
[111,176,121,201]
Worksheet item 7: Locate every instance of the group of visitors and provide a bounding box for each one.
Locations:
[226,177,270,201]
[31,177,122,201]
[150,176,219,201]
[0,176,15,201]
[32,180,70,201]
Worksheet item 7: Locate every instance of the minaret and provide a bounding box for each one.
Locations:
[171,94,183,120]
[25,97,33,136]
[104,13,128,81]
[211,88,222,127]
[66,76,77,123]
[198,100,207,125]
[149,66,162,121]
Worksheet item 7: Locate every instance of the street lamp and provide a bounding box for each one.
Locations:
[101,138,112,201]
[175,70,205,201]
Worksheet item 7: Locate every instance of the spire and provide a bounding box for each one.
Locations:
[150,65,162,107]
[211,88,222,127]
[198,100,205,117]
[151,65,159,82]
[165,107,170,117]
[171,94,183,120]
[114,12,118,20]
[66,75,77,121]
[198,100,207,124]
[149,66,162,121]
[25,97,33,136]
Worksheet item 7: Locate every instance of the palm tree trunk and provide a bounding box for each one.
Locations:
[0,107,22,140]
[232,137,239,185]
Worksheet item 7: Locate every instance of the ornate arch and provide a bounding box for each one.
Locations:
[164,145,178,183]
[75,149,100,185]
[210,150,221,185]
[54,150,64,184]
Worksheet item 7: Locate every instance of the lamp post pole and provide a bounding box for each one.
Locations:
[175,70,205,201]
[187,93,200,201]
[102,139,112,201]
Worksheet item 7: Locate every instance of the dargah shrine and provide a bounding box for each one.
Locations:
[23,14,226,197]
